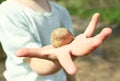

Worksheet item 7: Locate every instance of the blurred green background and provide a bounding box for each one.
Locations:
[0,0,120,81]
[56,0,120,24]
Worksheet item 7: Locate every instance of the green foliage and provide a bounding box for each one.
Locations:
[59,0,120,24]
[0,0,4,3]
[75,7,120,24]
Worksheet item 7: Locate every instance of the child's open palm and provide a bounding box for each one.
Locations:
[16,13,112,75]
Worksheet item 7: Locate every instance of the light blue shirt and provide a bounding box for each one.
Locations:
[0,0,74,81]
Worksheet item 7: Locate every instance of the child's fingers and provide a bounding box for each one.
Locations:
[84,13,100,38]
[16,48,31,57]
[16,48,48,58]
[94,28,112,45]
[76,28,112,57]
[57,53,77,75]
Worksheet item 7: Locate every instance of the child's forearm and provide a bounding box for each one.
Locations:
[22,45,62,75]
[25,57,62,75]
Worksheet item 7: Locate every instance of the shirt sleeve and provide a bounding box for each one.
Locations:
[0,13,42,64]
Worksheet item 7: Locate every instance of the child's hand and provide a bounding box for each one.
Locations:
[52,13,112,75]
[70,28,112,56]
[16,13,112,75]
[70,13,112,56]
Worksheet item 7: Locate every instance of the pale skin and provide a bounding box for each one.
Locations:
[15,0,112,80]
[16,13,112,73]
